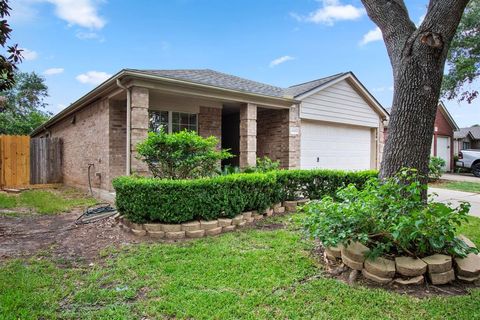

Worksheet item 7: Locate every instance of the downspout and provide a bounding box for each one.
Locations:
[116,79,131,176]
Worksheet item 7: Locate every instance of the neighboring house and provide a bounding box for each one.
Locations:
[430,102,459,171]
[383,102,458,172]
[31,69,388,198]
[454,126,480,155]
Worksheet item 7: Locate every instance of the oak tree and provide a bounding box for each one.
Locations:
[361,0,470,183]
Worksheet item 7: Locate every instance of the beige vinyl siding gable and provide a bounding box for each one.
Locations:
[299,79,380,127]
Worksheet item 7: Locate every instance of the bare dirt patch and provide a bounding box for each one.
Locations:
[0,209,140,264]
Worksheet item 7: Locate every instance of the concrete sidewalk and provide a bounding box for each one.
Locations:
[429,187,480,218]
[441,173,479,183]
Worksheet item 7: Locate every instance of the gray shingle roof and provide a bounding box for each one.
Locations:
[129,69,347,99]
[284,72,347,97]
[130,69,286,98]
[455,126,480,139]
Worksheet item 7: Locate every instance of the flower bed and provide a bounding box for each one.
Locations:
[302,169,480,286]
[324,235,480,285]
[112,169,377,224]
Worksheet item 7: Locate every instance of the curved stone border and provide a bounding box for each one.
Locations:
[119,199,308,240]
[326,235,480,286]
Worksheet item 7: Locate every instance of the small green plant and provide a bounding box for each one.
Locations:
[219,164,241,175]
[136,129,233,179]
[302,169,477,258]
[428,156,446,181]
[243,156,281,173]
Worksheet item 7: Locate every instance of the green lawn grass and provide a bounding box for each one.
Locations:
[0,189,96,215]
[433,181,480,193]
[1,216,479,319]
[0,193,17,209]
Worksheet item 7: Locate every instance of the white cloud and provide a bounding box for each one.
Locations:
[360,27,382,45]
[9,0,39,24]
[46,0,106,29]
[372,85,394,92]
[294,0,365,26]
[269,55,295,67]
[75,31,105,42]
[21,48,38,61]
[44,68,64,75]
[76,71,112,85]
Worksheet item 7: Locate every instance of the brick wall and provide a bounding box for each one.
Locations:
[257,108,290,168]
[198,106,222,145]
[48,98,110,191]
[288,105,301,169]
[108,101,126,188]
[130,87,149,175]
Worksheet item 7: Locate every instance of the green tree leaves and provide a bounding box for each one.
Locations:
[0,71,50,135]
[442,0,480,103]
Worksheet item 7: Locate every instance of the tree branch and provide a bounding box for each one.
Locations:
[361,0,417,69]
[420,0,470,47]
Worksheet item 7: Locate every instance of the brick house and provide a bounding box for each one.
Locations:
[431,102,459,171]
[31,69,388,199]
[383,102,458,172]
[454,126,480,156]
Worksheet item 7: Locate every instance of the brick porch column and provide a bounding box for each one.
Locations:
[239,103,257,168]
[130,86,149,175]
[288,104,301,169]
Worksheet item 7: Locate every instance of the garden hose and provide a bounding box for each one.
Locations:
[75,203,118,225]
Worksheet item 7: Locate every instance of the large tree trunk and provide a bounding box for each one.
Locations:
[361,0,470,183]
[380,39,447,180]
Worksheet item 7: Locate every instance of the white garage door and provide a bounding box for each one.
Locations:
[301,121,373,170]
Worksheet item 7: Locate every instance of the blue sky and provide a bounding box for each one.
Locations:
[9,0,480,127]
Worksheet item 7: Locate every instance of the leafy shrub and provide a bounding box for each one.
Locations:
[113,169,376,224]
[302,169,477,258]
[429,156,446,181]
[276,169,377,201]
[243,157,281,173]
[136,129,232,179]
[113,173,281,223]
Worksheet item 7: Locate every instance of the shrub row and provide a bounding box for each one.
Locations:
[113,169,378,224]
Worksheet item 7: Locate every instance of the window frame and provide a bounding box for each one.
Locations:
[149,110,198,134]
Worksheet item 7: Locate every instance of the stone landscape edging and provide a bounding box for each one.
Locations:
[326,236,480,286]
[119,199,307,240]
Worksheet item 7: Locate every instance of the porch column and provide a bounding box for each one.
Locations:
[239,103,257,168]
[288,104,301,169]
[130,86,149,175]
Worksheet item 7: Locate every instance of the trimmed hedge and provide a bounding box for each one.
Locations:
[113,169,378,224]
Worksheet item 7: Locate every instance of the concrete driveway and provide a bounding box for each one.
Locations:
[429,187,480,218]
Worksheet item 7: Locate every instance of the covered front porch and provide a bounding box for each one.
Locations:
[109,80,301,177]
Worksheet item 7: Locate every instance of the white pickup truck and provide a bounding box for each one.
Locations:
[457,150,480,177]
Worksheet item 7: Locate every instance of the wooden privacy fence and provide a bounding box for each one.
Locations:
[30,137,63,185]
[0,135,30,188]
[0,135,63,189]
